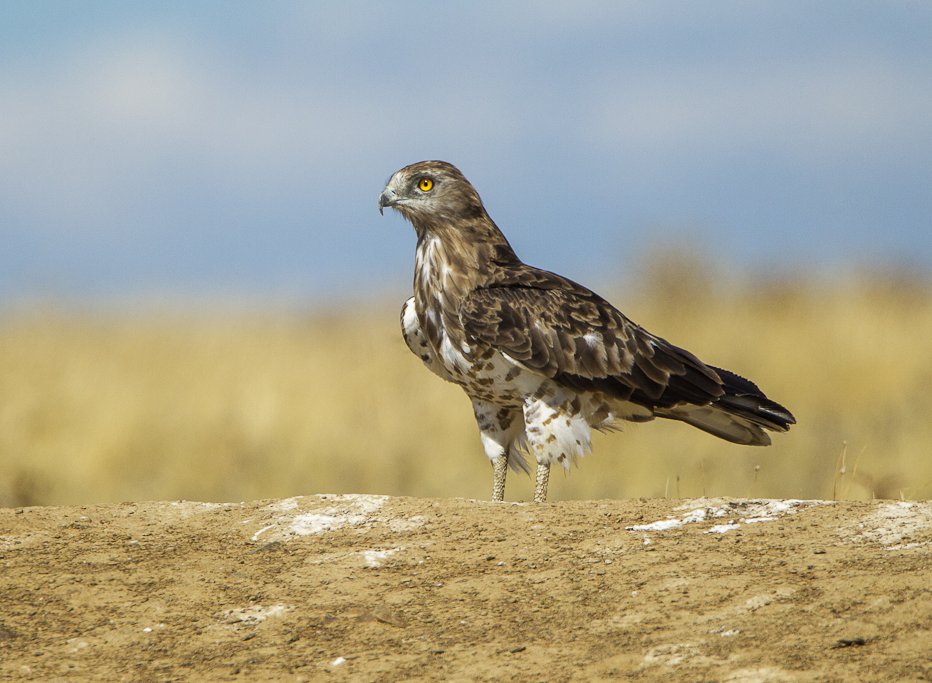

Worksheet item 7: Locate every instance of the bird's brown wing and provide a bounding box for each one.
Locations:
[459,269,725,407]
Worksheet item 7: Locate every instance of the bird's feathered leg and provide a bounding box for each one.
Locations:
[523,393,591,503]
[492,455,508,502]
[533,462,550,503]
[471,399,528,502]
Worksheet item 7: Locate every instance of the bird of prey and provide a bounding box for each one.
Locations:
[379,160,794,503]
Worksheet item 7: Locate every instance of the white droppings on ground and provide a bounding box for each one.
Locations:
[707,522,739,534]
[627,506,724,532]
[250,523,276,539]
[331,657,347,667]
[288,511,358,536]
[222,604,290,625]
[361,547,401,568]
[630,518,687,532]
[250,494,387,541]
[291,494,387,535]
[626,499,832,535]
[844,501,932,550]
[627,507,717,532]
[249,494,426,546]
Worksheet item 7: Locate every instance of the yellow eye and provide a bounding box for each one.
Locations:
[418,177,434,192]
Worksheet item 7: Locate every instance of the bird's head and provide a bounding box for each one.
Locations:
[378,160,485,226]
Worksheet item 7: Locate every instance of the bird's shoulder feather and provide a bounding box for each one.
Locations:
[459,266,724,405]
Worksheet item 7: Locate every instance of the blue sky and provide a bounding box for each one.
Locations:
[2,2,931,306]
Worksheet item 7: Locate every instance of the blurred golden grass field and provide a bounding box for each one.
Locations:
[2,258,931,507]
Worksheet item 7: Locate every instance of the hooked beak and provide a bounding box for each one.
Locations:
[378,188,398,216]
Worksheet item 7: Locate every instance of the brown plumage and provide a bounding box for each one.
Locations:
[379,160,795,502]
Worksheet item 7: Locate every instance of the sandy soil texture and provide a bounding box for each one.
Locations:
[1,495,930,681]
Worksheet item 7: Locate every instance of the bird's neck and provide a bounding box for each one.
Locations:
[412,218,519,344]
[413,219,517,296]
[413,231,473,318]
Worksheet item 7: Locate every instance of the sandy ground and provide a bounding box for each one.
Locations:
[1,495,930,682]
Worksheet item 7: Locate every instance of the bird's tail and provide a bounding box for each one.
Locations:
[660,366,796,446]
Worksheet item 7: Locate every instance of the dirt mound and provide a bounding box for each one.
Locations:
[1,496,929,681]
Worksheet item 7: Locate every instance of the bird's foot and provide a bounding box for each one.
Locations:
[491,455,508,502]
[533,463,550,503]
